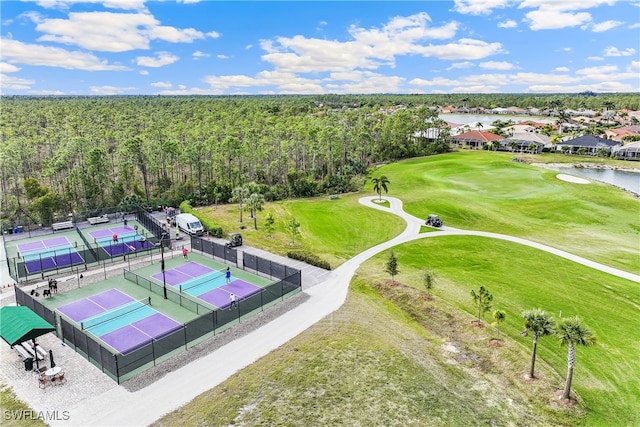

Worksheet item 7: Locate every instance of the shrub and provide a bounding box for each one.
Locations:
[287,250,332,270]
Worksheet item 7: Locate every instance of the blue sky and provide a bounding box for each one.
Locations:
[1,0,639,95]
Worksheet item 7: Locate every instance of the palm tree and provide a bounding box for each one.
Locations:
[231,186,250,223]
[522,309,555,379]
[371,175,390,201]
[556,316,596,400]
[493,309,506,340]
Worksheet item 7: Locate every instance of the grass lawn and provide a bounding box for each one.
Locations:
[360,236,640,427]
[374,151,639,275]
[154,277,582,427]
[198,193,406,268]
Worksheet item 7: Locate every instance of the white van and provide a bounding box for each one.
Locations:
[175,213,204,236]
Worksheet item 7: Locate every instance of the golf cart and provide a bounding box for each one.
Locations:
[225,232,243,248]
[425,214,443,228]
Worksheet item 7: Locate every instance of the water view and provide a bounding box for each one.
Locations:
[543,166,640,194]
[439,113,555,127]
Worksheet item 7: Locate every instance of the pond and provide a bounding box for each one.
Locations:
[542,166,640,194]
[439,113,555,126]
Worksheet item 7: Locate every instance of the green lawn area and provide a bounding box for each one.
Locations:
[360,236,640,427]
[198,193,406,268]
[376,151,639,275]
[156,152,639,426]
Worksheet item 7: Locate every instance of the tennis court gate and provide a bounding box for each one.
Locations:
[13,255,302,384]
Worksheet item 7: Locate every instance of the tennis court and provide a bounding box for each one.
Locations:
[57,288,183,354]
[152,261,262,309]
[89,226,155,257]
[17,236,84,274]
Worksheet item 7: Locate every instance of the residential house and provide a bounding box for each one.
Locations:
[557,135,619,155]
[452,130,504,150]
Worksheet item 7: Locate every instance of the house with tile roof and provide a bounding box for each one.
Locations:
[604,126,640,142]
[452,130,504,150]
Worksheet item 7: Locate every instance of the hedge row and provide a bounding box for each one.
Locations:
[287,251,332,270]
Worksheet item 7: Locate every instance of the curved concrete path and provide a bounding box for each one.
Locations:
[54,196,639,426]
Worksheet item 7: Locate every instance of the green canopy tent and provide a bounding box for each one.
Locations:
[0,306,55,370]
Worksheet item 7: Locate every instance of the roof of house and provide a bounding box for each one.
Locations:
[452,130,504,142]
[561,135,619,148]
[504,132,551,144]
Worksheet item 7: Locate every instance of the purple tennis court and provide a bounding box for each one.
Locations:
[58,289,135,322]
[89,226,155,257]
[57,288,183,354]
[197,280,261,308]
[19,236,85,274]
[100,313,182,354]
[152,262,214,286]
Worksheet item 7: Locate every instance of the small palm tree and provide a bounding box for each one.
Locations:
[522,309,555,379]
[371,175,390,201]
[422,270,436,299]
[492,309,506,340]
[556,316,596,400]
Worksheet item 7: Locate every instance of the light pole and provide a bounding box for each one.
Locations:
[159,232,168,299]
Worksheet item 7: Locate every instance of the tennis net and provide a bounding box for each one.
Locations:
[81,297,151,330]
[179,270,226,293]
[76,227,97,257]
[95,232,138,245]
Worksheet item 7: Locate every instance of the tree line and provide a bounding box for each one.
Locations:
[1,93,637,228]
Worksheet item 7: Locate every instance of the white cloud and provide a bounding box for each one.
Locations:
[0,62,21,73]
[447,61,475,70]
[32,11,214,52]
[562,47,572,52]
[35,0,146,10]
[554,66,570,72]
[498,19,517,28]
[136,52,179,67]
[587,56,604,61]
[525,10,592,30]
[256,13,482,74]
[519,0,617,31]
[151,81,172,88]
[629,23,640,29]
[528,82,636,93]
[206,31,220,38]
[2,39,128,70]
[416,39,506,60]
[28,90,65,95]
[193,51,210,59]
[245,44,253,50]
[453,0,513,15]
[479,60,514,70]
[216,54,229,59]
[604,46,636,57]
[627,61,640,73]
[451,85,500,93]
[591,20,622,32]
[139,70,149,75]
[0,74,35,91]
[90,85,137,95]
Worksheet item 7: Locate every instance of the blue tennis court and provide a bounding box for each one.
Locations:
[18,236,84,274]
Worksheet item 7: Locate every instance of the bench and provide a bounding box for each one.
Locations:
[52,221,74,231]
[329,194,339,200]
[88,215,110,225]
[21,341,45,361]
[14,344,31,360]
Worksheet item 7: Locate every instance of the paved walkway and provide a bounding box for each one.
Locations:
[5,196,638,426]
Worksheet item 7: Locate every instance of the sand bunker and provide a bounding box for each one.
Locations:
[557,173,590,184]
